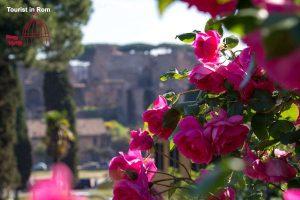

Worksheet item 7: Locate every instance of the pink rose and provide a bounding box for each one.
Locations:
[264,158,297,183]
[113,168,153,200]
[129,129,153,151]
[218,187,236,200]
[283,189,300,200]
[189,64,226,93]
[252,0,300,13]
[243,147,297,183]
[109,150,157,182]
[193,30,221,63]
[143,96,173,140]
[30,163,86,200]
[265,49,300,91]
[244,31,300,91]
[219,48,274,101]
[183,0,238,18]
[204,109,249,155]
[174,116,213,164]
[243,145,269,181]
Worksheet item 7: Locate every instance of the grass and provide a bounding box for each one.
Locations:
[31,169,108,180]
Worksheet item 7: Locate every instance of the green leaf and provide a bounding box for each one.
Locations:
[269,120,295,140]
[205,18,224,36]
[175,33,196,43]
[185,158,242,198]
[280,103,299,122]
[288,178,300,188]
[249,90,276,112]
[222,9,261,36]
[228,101,244,116]
[163,108,181,130]
[255,139,278,150]
[183,103,200,116]
[223,35,239,49]
[163,92,180,105]
[160,69,189,82]
[236,0,252,9]
[262,15,300,59]
[168,180,181,199]
[157,0,175,15]
[169,140,175,151]
[280,130,300,145]
[251,113,273,140]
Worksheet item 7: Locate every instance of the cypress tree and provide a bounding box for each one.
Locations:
[14,67,32,190]
[0,63,19,198]
[41,0,92,179]
[43,70,78,177]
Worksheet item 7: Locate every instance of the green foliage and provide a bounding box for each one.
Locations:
[105,120,129,153]
[262,15,300,59]
[205,18,224,36]
[223,35,239,49]
[251,113,272,140]
[0,64,19,197]
[45,110,74,162]
[43,70,78,177]
[163,108,181,130]
[151,2,300,199]
[222,9,262,36]
[14,70,32,189]
[157,0,175,15]
[105,120,130,140]
[249,90,276,112]
[186,158,244,198]
[175,33,196,44]
[160,69,189,82]
[280,103,299,122]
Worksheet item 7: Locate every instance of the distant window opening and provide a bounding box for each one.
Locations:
[169,148,179,169]
[154,143,164,170]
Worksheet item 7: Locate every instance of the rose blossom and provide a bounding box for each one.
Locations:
[113,168,153,200]
[174,116,213,164]
[217,187,236,200]
[30,163,86,200]
[264,149,297,183]
[129,129,153,151]
[193,30,221,63]
[252,0,300,13]
[204,109,249,155]
[219,48,274,101]
[143,96,173,140]
[243,145,268,181]
[243,147,297,183]
[182,0,238,18]
[189,64,226,94]
[283,189,300,200]
[109,150,157,182]
[244,31,300,91]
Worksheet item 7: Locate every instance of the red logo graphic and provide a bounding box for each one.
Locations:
[6,34,23,47]
[6,13,50,47]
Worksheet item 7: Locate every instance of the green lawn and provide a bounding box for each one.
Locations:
[31,169,108,180]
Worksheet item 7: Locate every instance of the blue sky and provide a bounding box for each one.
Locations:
[82,0,209,45]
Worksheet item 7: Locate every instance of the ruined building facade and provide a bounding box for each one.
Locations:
[21,44,196,125]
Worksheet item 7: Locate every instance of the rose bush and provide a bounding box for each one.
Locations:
[109,0,300,199]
